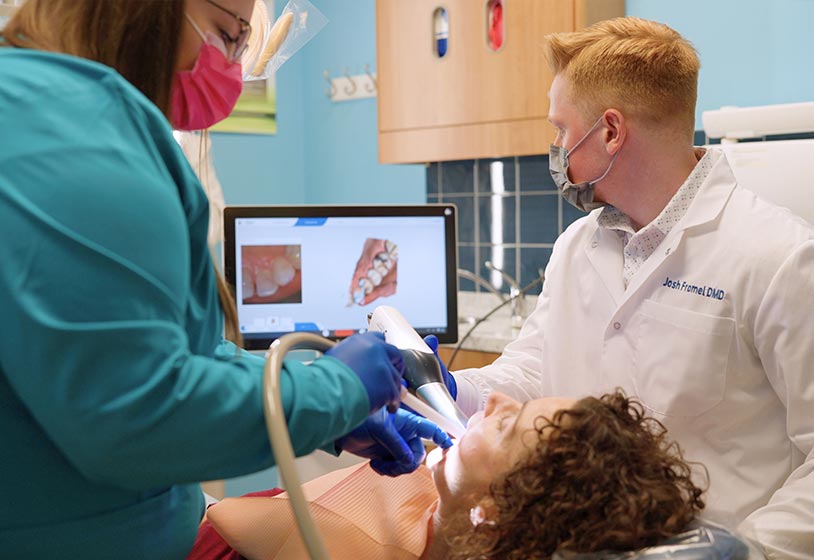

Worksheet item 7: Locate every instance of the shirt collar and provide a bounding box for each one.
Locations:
[597,148,714,237]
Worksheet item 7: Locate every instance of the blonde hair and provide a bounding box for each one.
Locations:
[543,17,700,137]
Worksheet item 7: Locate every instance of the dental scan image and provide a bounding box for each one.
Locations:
[348,238,398,306]
[241,244,302,304]
[225,205,457,348]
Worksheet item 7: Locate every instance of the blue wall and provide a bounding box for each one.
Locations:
[627,0,814,128]
[210,50,307,204]
[300,0,425,204]
[210,0,425,207]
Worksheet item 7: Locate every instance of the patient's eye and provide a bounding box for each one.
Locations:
[497,414,513,432]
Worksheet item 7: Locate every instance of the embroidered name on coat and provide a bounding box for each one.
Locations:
[662,276,725,301]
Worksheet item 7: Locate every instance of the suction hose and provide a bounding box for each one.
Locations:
[263,332,335,560]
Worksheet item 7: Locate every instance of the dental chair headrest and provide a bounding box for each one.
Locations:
[553,520,754,560]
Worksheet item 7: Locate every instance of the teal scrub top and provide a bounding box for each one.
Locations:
[0,49,370,559]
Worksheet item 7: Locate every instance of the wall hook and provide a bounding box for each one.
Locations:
[343,67,358,95]
[364,64,377,93]
[323,69,336,98]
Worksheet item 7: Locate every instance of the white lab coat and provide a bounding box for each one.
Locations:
[455,149,814,560]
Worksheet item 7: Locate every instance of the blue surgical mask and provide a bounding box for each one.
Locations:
[549,116,619,212]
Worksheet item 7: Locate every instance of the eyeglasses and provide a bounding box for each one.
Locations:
[204,0,252,62]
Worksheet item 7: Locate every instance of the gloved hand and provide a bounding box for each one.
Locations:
[423,334,457,400]
[336,408,454,477]
[325,332,404,413]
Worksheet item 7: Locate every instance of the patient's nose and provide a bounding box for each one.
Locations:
[483,392,518,417]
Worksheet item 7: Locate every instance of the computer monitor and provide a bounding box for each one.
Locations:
[224,204,458,350]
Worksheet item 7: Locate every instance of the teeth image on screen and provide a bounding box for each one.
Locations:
[349,238,399,306]
[241,244,303,305]
[232,211,451,342]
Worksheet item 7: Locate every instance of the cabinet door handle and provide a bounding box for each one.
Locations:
[433,7,449,58]
[487,0,504,51]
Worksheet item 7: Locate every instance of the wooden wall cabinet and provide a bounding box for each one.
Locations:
[438,347,500,370]
[375,0,625,164]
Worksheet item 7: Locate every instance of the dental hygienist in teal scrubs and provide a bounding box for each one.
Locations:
[0,1,450,559]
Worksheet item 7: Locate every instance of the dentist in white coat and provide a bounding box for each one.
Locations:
[443,17,814,560]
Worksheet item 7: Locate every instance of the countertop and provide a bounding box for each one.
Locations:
[445,291,538,354]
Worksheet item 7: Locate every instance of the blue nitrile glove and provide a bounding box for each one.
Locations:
[325,332,404,413]
[423,334,457,400]
[336,408,454,477]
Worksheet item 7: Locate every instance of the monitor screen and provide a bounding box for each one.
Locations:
[223,204,458,350]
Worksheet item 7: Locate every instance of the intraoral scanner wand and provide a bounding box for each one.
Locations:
[401,391,466,439]
[368,305,470,438]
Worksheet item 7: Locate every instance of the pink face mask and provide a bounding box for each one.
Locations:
[170,15,243,131]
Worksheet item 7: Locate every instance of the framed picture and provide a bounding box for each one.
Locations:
[210,77,277,135]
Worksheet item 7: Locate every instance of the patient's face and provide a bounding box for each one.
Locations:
[429,392,578,504]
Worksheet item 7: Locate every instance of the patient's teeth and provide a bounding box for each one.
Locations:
[242,267,255,298]
[360,278,374,294]
[255,269,279,297]
[367,268,382,286]
[285,245,301,269]
[272,258,295,286]
[353,289,364,304]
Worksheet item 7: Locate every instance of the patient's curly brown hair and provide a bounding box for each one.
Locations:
[448,390,706,559]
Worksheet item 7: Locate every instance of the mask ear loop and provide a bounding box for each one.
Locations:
[184,13,208,43]
[589,115,623,184]
[566,115,621,184]
[184,12,232,59]
[591,149,620,184]
[566,115,605,155]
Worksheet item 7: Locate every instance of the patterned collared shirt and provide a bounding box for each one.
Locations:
[597,148,714,288]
